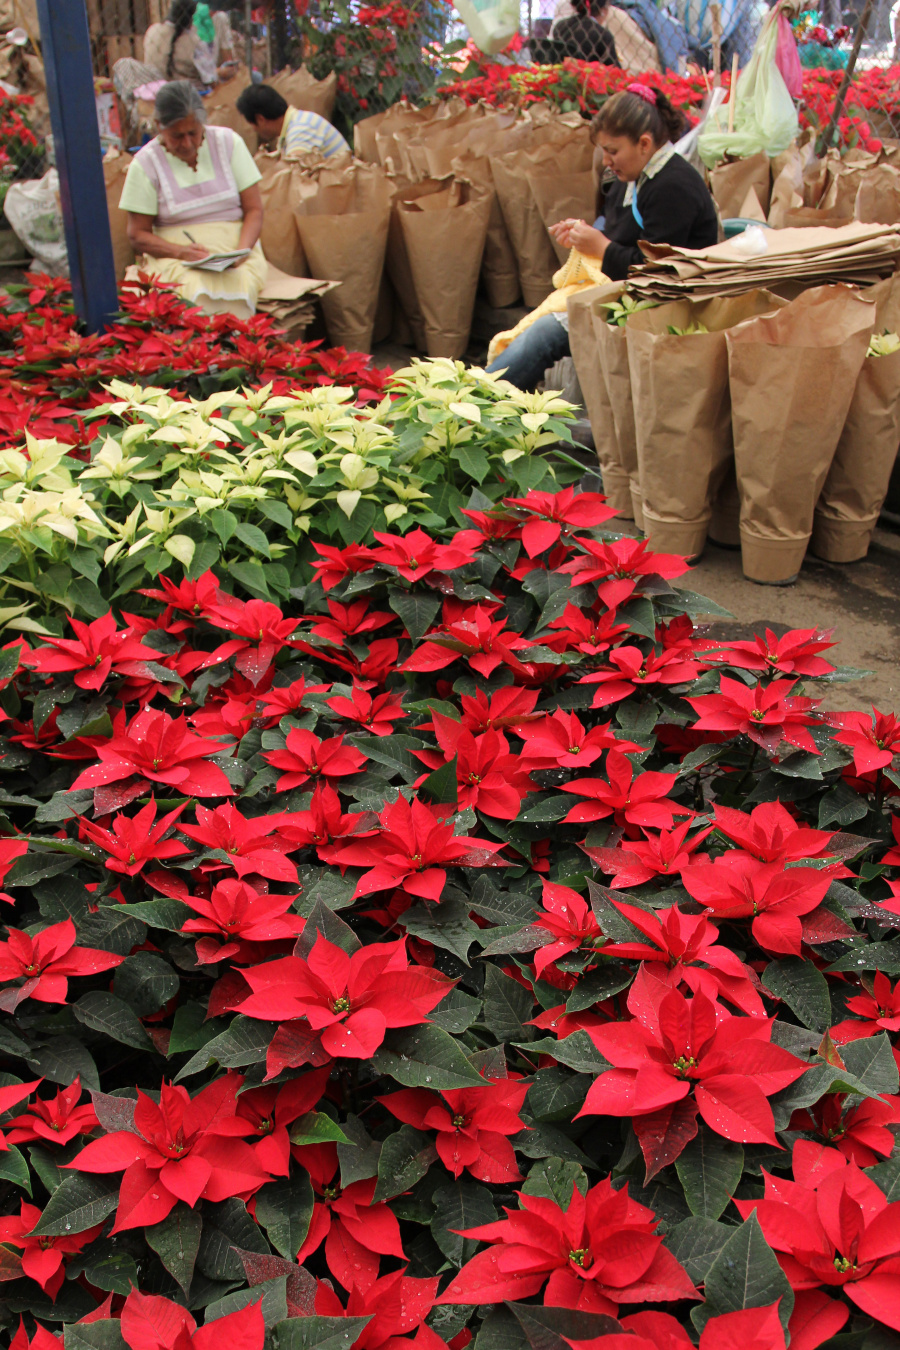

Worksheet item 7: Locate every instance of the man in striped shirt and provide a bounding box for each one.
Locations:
[237,83,350,159]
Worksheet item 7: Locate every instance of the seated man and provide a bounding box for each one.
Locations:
[236,83,350,159]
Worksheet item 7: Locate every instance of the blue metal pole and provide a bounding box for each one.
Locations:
[34,0,119,333]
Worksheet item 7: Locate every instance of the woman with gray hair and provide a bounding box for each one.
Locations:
[118,80,266,319]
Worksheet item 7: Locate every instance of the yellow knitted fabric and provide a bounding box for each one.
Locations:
[487,249,610,366]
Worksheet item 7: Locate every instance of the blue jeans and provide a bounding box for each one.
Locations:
[485,313,571,392]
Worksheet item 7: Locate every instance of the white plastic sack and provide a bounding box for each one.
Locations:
[4,170,68,276]
[453,0,520,54]
[698,10,799,167]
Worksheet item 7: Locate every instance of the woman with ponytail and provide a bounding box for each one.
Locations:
[485,83,718,391]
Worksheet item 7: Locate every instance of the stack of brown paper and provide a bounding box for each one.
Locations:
[627,223,900,302]
[255,265,340,340]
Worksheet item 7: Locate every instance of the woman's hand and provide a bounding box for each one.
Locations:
[549,217,581,248]
[180,243,211,262]
[567,221,609,260]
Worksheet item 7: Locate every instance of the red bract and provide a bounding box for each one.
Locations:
[380,1076,529,1182]
[233,1067,330,1176]
[138,568,221,621]
[514,709,640,769]
[561,750,688,828]
[502,486,616,555]
[5,1076,97,1147]
[579,645,700,707]
[414,712,535,819]
[711,626,836,677]
[580,969,806,1162]
[0,1079,44,1150]
[457,685,540,733]
[735,1140,900,1332]
[790,1091,900,1166]
[438,1176,697,1313]
[582,819,712,888]
[559,537,690,608]
[119,1288,264,1350]
[532,882,603,977]
[70,708,235,801]
[680,854,831,957]
[831,971,900,1042]
[278,783,378,853]
[309,540,376,591]
[686,676,822,754]
[295,1143,406,1291]
[200,597,299,687]
[9,1320,62,1350]
[315,1267,442,1348]
[829,707,900,775]
[236,934,454,1059]
[307,598,395,645]
[0,918,123,1010]
[401,605,527,678]
[263,726,367,790]
[327,794,508,902]
[180,877,304,963]
[326,684,407,736]
[0,836,29,902]
[712,800,845,867]
[542,603,631,657]
[256,674,331,722]
[26,612,157,690]
[370,527,477,581]
[79,798,189,876]
[68,1077,272,1230]
[178,801,299,881]
[0,1199,102,1297]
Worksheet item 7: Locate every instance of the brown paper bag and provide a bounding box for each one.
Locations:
[854,164,900,225]
[258,159,308,277]
[450,149,520,308]
[586,283,638,518]
[104,149,134,282]
[397,178,492,358]
[709,152,771,221]
[812,276,900,561]
[269,68,336,122]
[767,142,805,229]
[821,148,881,217]
[567,285,622,510]
[725,285,876,583]
[625,290,789,558]
[291,161,392,351]
[529,169,597,264]
[204,68,255,150]
[355,110,391,163]
[385,176,436,351]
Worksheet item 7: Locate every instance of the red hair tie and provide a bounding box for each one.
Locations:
[626,81,657,105]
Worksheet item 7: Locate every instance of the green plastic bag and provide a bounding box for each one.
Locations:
[454,0,521,54]
[698,11,799,167]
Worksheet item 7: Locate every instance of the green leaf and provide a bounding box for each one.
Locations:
[145,1204,201,1294]
[841,1033,900,1098]
[197,1198,268,1280]
[288,1112,351,1147]
[6,850,77,886]
[31,1175,119,1235]
[0,1144,31,1193]
[516,794,573,823]
[72,992,154,1051]
[429,988,482,1035]
[373,1124,437,1202]
[482,964,534,1043]
[506,1305,622,1350]
[521,1158,587,1207]
[255,1172,315,1259]
[271,1316,372,1350]
[453,444,491,484]
[113,951,179,1016]
[473,1309,527,1350]
[674,1125,744,1220]
[402,894,478,964]
[62,1324,128,1350]
[565,964,633,1013]
[372,1025,484,1090]
[234,520,272,556]
[112,899,192,931]
[210,509,237,544]
[78,1245,141,1296]
[25,1035,100,1092]
[177,1015,274,1078]
[666,1215,734,1284]
[868,1153,900,1201]
[169,1003,222,1057]
[206,1277,288,1327]
[523,1031,608,1074]
[762,958,832,1033]
[418,754,458,809]
[388,589,441,643]
[431,1180,496,1267]
[526,1067,589,1123]
[692,1213,794,1335]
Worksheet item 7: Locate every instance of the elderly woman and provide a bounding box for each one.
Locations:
[119,81,267,320]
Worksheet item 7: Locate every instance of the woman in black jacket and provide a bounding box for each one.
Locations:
[553,0,620,65]
[486,84,718,391]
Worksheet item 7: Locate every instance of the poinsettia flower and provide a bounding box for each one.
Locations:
[579,645,701,707]
[309,540,376,591]
[263,727,367,790]
[118,1288,264,1350]
[457,685,540,733]
[531,882,604,977]
[828,706,900,775]
[542,604,631,657]
[0,1078,44,1151]
[582,819,713,889]
[514,709,642,769]
[328,794,508,902]
[180,877,304,963]
[277,784,378,854]
[379,1075,529,1182]
[413,713,536,819]
[0,919,123,1011]
[9,1320,62,1350]
[880,812,900,866]
[789,1091,900,1167]
[70,708,235,801]
[579,968,806,1166]
[831,970,900,1042]
[67,1077,272,1230]
[680,854,832,957]
[401,604,528,679]
[459,504,522,542]
[5,1076,97,1147]
[178,801,299,882]
[561,750,689,829]
[559,536,690,608]
[236,933,454,1060]
[369,527,477,581]
[0,1199,102,1298]
[711,800,849,869]
[198,597,300,686]
[256,674,331,723]
[502,486,616,556]
[233,1066,330,1176]
[78,798,189,876]
[565,1302,833,1350]
[326,684,407,736]
[138,568,221,623]
[307,599,395,645]
[26,611,157,690]
[686,676,822,755]
[438,1175,697,1313]
[0,837,29,902]
[294,1141,406,1291]
[315,1267,441,1347]
[735,1139,900,1332]
[709,626,836,678]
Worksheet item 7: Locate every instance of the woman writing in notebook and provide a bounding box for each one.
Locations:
[119,81,267,320]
